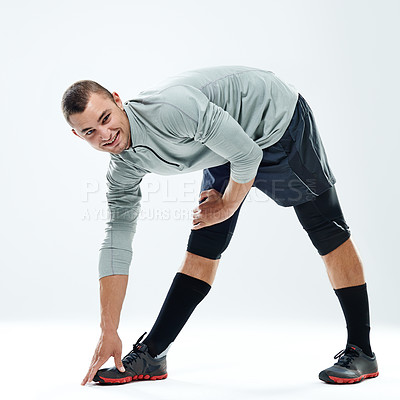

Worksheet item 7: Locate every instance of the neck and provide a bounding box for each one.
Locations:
[123,109,132,149]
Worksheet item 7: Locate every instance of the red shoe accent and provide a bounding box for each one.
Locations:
[328,371,379,384]
[146,373,168,380]
[97,376,133,384]
[97,373,168,384]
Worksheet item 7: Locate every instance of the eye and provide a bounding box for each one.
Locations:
[85,130,94,136]
[103,113,111,123]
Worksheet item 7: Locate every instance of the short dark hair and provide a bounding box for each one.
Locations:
[61,80,114,123]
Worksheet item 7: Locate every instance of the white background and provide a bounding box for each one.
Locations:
[1,0,399,398]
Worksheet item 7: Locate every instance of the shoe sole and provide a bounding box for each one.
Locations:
[94,373,168,385]
[319,371,379,384]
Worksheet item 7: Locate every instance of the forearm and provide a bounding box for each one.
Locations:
[222,176,255,213]
[99,274,128,333]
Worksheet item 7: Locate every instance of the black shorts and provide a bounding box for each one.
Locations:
[187,94,351,258]
[201,94,337,207]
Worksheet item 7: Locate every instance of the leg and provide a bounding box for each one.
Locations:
[294,186,373,356]
[318,240,378,384]
[324,238,372,357]
[143,163,243,357]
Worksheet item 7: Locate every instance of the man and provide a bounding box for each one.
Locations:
[61,66,378,386]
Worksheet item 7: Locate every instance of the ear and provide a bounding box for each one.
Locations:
[72,129,84,139]
[112,92,124,110]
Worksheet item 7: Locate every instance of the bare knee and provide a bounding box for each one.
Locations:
[179,251,220,285]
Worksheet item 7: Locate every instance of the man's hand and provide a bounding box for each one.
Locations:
[81,331,125,386]
[192,177,255,230]
[81,275,128,386]
[192,189,235,229]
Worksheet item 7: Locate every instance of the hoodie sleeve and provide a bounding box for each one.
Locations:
[159,85,263,184]
[98,156,146,279]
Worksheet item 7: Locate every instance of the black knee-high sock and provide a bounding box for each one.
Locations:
[334,283,372,356]
[143,272,211,357]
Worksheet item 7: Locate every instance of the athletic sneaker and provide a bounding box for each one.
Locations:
[319,344,379,384]
[93,333,168,384]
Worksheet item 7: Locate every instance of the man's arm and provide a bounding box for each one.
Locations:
[81,275,128,385]
[81,158,146,385]
[159,85,263,228]
[99,275,128,332]
[98,159,144,279]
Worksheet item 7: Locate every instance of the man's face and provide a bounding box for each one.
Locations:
[69,92,131,154]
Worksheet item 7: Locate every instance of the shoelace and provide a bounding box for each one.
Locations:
[334,347,359,368]
[122,332,147,365]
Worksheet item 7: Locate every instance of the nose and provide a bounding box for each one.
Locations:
[98,127,113,141]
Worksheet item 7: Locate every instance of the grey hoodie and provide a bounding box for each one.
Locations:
[99,66,298,278]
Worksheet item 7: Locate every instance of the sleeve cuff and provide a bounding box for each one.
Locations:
[98,248,132,279]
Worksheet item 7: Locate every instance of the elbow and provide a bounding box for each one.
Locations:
[231,145,263,183]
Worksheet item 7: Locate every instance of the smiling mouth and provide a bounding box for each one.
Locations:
[103,131,119,146]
